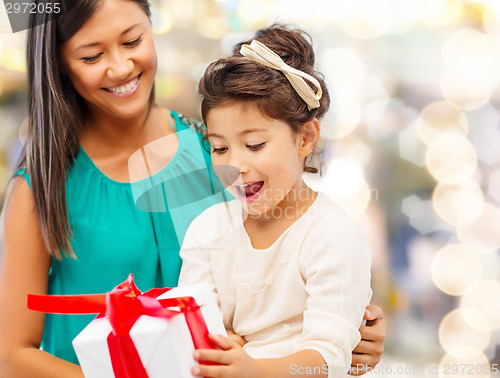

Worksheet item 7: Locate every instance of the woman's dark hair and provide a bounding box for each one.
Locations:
[18,0,151,259]
[198,24,330,173]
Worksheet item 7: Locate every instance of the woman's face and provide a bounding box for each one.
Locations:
[60,0,157,121]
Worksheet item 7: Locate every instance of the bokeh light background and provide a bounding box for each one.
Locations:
[1,0,500,375]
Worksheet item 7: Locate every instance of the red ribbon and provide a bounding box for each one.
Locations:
[28,274,214,378]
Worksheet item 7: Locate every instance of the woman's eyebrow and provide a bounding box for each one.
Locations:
[74,23,142,52]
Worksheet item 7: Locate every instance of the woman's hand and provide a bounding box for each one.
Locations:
[191,333,260,378]
[349,305,386,376]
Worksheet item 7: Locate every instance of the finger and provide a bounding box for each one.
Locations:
[192,364,233,378]
[351,342,383,368]
[225,329,247,347]
[228,333,247,347]
[366,314,387,329]
[352,340,375,354]
[359,324,386,342]
[349,363,369,376]
[351,353,378,366]
[209,333,238,350]
[193,349,232,365]
[365,313,384,330]
[364,304,384,321]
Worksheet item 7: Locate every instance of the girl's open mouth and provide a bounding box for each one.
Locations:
[234,181,264,202]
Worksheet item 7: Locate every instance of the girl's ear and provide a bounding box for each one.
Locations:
[298,118,320,157]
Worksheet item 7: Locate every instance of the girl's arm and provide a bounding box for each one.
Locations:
[0,177,83,378]
[193,333,327,378]
[191,215,372,378]
[192,311,386,378]
[178,231,217,293]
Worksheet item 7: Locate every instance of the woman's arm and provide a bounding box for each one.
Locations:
[0,177,83,378]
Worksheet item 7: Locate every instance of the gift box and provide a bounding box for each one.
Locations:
[28,275,226,378]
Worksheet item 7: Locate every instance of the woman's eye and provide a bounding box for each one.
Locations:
[82,53,102,63]
[247,142,265,151]
[212,147,228,154]
[124,37,142,47]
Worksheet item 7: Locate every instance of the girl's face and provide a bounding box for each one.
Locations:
[207,102,314,218]
[60,0,157,121]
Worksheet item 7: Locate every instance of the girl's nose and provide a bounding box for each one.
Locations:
[228,153,249,174]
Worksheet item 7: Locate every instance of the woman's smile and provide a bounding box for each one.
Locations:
[103,73,142,97]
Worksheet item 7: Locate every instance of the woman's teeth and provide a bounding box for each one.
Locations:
[107,76,139,94]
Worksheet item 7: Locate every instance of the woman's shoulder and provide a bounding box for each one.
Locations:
[14,166,31,188]
[172,110,207,137]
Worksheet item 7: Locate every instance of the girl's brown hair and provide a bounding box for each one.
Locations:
[198,24,330,172]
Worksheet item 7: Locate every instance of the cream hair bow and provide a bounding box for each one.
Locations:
[240,39,322,110]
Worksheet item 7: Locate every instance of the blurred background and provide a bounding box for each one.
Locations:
[1,0,500,376]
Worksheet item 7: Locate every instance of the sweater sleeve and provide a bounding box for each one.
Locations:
[178,204,223,306]
[295,212,372,378]
[178,223,215,285]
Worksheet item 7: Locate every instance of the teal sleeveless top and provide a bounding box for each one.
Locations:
[16,110,229,364]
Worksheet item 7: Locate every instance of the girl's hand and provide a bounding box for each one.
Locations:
[226,330,247,347]
[191,333,261,378]
[349,305,386,376]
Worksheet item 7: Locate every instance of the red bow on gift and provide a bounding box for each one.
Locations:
[28,274,214,378]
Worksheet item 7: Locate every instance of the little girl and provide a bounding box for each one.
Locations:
[178,24,372,378]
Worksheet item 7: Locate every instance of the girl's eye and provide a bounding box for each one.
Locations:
[247,142,265,151]
[124,37,142,47]
[212,146,228,154]
[82,53,102,63]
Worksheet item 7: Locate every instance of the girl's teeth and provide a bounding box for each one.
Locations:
[108,76,139,93]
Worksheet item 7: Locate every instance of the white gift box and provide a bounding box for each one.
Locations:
[73,283,226,378]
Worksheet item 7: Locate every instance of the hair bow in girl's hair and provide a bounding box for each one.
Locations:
[240,39,322,110]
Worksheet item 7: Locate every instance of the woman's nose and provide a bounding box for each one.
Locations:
[107,51,134,81]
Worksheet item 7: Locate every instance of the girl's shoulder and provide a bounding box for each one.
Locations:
[301,192,366,242]
[301,192,350,224]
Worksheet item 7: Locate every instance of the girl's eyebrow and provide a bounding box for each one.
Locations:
[207,128,268,139]
[239,128,268,135]
[74,23,142,52]
[206,133,223,138]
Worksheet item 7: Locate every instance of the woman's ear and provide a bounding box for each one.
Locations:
[298,118,320,157]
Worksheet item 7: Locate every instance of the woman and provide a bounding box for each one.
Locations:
[0,0,385,376]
